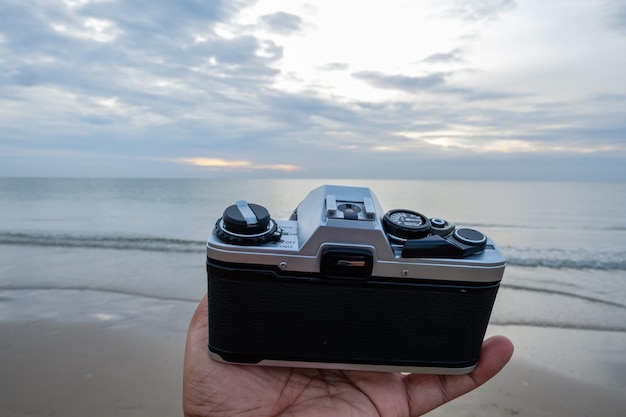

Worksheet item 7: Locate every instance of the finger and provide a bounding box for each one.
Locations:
[185,293,209,353]
[190,293,209,331]
[467,335,515,386]
[404,335,514,416]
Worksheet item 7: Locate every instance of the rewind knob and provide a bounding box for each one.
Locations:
[216,200,281,245]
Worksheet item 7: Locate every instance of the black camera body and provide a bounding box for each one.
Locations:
[206,185,505,374]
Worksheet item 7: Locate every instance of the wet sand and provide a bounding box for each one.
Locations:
[1,290,625,417]
[0,320,184,417]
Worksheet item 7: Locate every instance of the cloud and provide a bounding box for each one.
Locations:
[438,0,517,22]
[318,62,350,71]
[352,71,447,91]
[0,0,284,141]
[421,48,464,64]
[176,158,300,172]
[50,17,121,42]
[0,1,625,181]
[607,0,626,32]
[259,12,303,35]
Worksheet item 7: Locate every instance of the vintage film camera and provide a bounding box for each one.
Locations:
[206,185,505,374]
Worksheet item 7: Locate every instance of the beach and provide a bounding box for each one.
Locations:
[1,178,625,416]
[1,277,625,417]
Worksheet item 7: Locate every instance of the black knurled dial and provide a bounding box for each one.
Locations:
[216,200,281,245]
[383,209,431,240]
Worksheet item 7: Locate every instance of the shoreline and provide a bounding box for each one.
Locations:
[1,289,625,416]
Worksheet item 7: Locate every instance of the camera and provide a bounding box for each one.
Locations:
[206,185,505,374]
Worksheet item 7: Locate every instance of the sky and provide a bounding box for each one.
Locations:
[1,0,625,181]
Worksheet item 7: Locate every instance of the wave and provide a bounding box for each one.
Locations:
[503,247,626,270]
[2,286,624,332]
[466,222,626,232]
[0,232,205,253]
[500,283,626,309]
[2,232,625,270]
[488,319,626,332]
[0,285,198,303]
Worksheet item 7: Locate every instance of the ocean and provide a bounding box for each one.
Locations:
[0,178,625,332]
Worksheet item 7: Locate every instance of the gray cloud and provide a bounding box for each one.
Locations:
[0,0,283,162]
[607,0,626,32]
[0,1,279,110]
[352,71,447,91]
[318,62,350,71]
[421,48,464,64]
[351,69,518,102]
[439,0,517,22]
[0,1,624,181]
[259,12,303,35]
[79,0,249,36]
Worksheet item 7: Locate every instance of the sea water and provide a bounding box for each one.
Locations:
[0,178,625,331]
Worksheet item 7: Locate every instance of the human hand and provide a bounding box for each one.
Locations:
[183,294,514,417]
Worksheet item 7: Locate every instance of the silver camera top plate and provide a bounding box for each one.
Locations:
[207,184,505,283]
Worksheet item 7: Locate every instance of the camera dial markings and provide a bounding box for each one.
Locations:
[383,209,431,240]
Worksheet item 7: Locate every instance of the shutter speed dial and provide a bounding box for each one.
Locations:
[383,209,431,241]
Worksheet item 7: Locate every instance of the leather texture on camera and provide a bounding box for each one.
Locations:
[208,261,499,368]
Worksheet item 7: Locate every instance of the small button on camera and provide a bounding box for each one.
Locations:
[429,217,455,237]
[453,228,487,246]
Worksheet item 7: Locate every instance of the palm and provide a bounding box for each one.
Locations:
[183,296,513,417]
